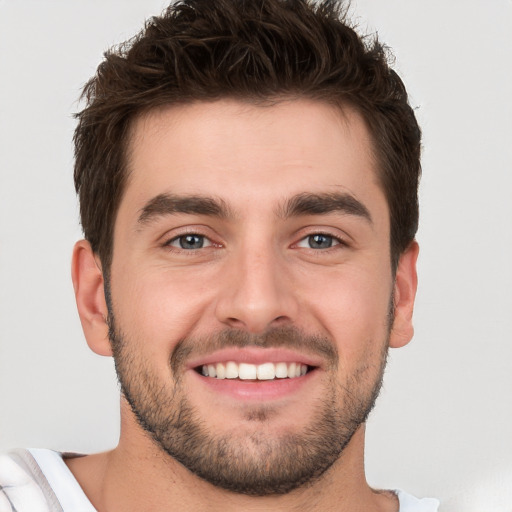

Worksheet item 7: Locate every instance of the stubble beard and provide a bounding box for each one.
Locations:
[108,312,389,496]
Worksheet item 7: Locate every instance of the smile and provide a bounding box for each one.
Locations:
[200,361,310,380]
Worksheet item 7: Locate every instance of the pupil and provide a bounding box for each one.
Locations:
[310,234,332,249]
[180,235,203,249]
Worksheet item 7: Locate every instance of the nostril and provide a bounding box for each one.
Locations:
[270,316,293,329]
[226,317,244,327]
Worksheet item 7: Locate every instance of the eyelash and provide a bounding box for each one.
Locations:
[295,233,347,250]
[162,231,347,252]
[163,232,216,251]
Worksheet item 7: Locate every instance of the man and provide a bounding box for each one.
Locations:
[0,0,439,510]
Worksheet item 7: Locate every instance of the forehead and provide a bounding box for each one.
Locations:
[121,98,385,221]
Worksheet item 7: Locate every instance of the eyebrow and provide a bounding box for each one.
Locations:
[278,192,372,223]
[137,191,372,225]
[138,193,233,224]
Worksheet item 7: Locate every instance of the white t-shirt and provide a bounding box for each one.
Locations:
[0,449,439,511]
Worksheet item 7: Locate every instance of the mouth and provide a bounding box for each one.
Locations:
[195,361,314,380]
[187,347,323,400]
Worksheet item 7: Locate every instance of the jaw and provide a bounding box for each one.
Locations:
[112,342,387,502]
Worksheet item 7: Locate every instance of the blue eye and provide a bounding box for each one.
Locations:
[296,234,340,249]
[168,234,210,250]
[308,234,334,249]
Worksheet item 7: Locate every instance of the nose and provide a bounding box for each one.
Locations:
[214,244,299,333]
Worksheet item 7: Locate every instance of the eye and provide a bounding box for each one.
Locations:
[167,234,212,250]
[296,234,341,249]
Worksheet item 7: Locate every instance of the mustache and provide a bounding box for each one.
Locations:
[170,326,339,375]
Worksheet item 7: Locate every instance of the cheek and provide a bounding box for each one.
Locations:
[298,265,392,361]
[111,265,217,354]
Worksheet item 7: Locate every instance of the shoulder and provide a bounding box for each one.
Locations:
[0,449,63,512]
[396,489,440,512]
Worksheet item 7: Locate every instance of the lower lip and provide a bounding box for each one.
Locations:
[191,369,317,401]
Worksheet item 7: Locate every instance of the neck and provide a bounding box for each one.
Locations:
[66,419,397,512]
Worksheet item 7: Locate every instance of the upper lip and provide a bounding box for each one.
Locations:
[186,347,324,370]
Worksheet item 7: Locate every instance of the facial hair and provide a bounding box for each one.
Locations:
[108,312,389,496]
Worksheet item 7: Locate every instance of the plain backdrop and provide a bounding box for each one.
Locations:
[0,1,511,510]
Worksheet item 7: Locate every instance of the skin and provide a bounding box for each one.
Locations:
[70,99,418,511]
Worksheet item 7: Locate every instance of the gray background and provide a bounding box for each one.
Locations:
[0,1,511,510]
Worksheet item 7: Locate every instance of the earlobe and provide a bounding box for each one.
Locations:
[71,240,113,356]
[389,241,419,349]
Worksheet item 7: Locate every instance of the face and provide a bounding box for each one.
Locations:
[108,99,396,494]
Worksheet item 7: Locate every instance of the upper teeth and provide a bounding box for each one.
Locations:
[201,362,308,380]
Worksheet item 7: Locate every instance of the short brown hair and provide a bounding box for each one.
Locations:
[74,0,421,275]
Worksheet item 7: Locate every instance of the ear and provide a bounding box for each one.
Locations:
[389,241,419,349]
[71,240,112,356]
